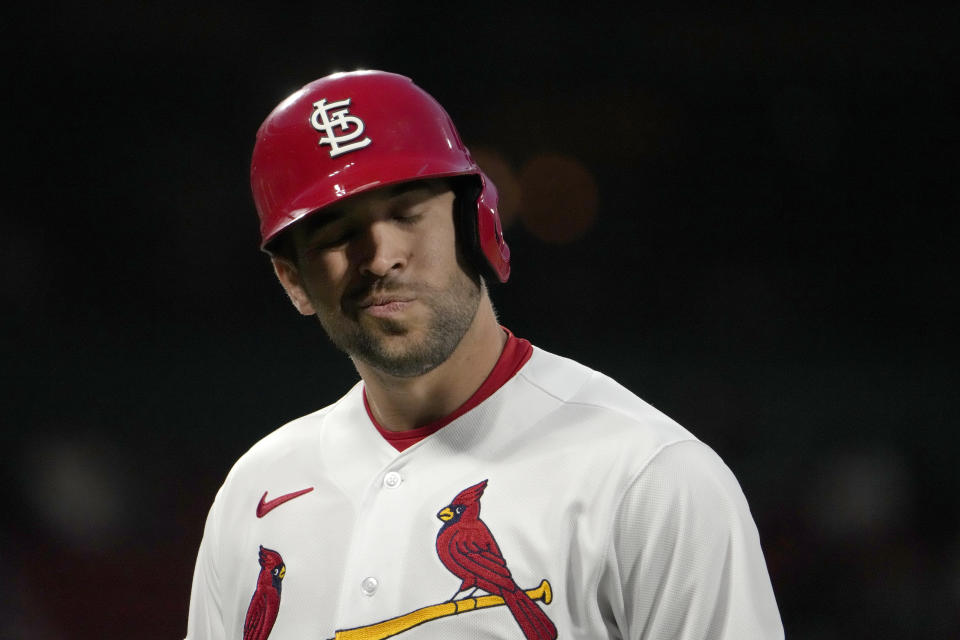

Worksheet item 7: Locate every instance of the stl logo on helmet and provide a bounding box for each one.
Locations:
[309,98,372,158]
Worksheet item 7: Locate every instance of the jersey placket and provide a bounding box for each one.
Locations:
[330,453,426,633]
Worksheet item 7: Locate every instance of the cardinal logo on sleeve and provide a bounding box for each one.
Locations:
[243,545,285,640]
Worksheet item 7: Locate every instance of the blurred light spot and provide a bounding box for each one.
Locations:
[518,154,598,244]
[471,147,521,228]
[808,447,911,540]
[24,438,126,545]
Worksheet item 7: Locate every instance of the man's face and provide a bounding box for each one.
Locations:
[274,180,482,378]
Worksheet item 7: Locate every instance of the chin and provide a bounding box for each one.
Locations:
[353,330,459,378]
[323,285,478,377]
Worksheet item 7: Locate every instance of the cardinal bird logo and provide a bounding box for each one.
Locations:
[243,545,285,640]
[436,480,557,640]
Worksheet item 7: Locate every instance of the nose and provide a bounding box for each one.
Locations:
[351,221,407,278]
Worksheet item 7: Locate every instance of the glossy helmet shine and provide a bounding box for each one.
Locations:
[250,70,510,282]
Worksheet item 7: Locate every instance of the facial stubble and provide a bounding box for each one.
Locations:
[314,270,482,378]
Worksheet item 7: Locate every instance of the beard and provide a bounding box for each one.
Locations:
[313,268,482,378]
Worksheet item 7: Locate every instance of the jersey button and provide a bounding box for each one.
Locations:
[383,471,402,489]
[361,576,379,596]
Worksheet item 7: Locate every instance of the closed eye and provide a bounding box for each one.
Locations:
[305,226,354,252]
[393,213,422,226]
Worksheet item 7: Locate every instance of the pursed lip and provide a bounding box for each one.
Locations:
[357,294,414,309]
[353,293,416,318]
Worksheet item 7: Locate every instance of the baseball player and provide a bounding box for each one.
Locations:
[185,70,783,640]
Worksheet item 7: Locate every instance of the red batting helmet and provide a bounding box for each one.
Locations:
[250,70,510,283]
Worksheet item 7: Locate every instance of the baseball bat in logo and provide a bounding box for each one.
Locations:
[310,98,372,158]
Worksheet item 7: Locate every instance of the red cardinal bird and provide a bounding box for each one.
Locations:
[243,545,285,640]
[436,480,557,640]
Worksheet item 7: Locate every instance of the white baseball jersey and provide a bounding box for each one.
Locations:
[186,345,783,640]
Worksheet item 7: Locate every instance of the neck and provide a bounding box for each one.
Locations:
[354,294,506,432]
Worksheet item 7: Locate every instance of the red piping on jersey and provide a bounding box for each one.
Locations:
[364,327,533,451]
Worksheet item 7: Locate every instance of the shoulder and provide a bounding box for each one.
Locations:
[616,438,752,531]
[521,347,753,522]
[513,345,698,456]
[521,346,689,431]
[218,383,361,492]
[517,345,761,536]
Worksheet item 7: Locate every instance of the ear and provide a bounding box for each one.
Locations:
[271,257,316,316]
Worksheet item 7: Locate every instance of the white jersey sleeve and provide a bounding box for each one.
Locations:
[185,488,226,640]
[601,440,783,639]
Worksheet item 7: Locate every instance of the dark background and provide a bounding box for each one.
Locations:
[4,3,957,638]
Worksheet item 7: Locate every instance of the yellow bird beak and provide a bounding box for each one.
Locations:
[279,566,286,580]
[437,507,454,522]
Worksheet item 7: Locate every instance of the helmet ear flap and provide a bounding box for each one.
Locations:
[452,174,510,284]
[475,172,510,283]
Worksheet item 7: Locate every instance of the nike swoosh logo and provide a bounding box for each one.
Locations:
[256,487,314,518]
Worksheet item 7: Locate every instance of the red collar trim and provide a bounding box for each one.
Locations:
[364,327,533,451]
